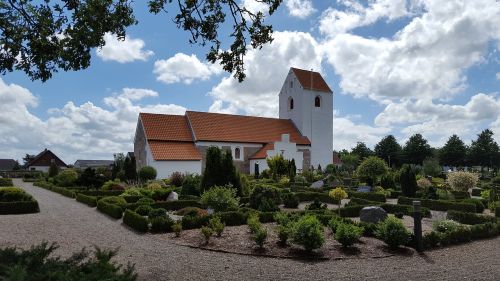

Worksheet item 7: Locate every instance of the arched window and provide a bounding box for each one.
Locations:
[289,97,294,110]
[314,96,321,107]
[234,147,241,160]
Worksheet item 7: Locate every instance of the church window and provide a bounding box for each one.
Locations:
[234,147,241,160]
[314,96,321,107]
[289,97,294,110]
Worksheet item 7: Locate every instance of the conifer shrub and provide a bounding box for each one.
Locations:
[290,214,325,251]
[400,164,417,197]
[375,217,410,248]
[123,209,148,233]
[334,223,364,248]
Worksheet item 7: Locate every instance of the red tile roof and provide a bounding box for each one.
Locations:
[186,111,310,145]
[26,149,67,167]
[148,141,202,161]
[291,67,332,93]
[249,143,274,160]
[139,113,193,142]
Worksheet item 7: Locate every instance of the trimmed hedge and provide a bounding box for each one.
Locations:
[348,191,386,202]
[398,196,477,213]
[76,194,97,207]
[451,191,470,200]
[446,210,496,225]
[423,222,500,249]
[35,182,76,198]
[153,200,202,210]
[0,200,39,214]
[97,200,123,219]
[471,188,482,197]
[122,196,142,203]
[380,203,431,218]
[388,190,402,199]
[339,205,365,217]
[493,201,500,217]
[217,210,248,226]
[295,192,339,204]
[123,209,149,233]
[0,178,14,186]
[77,190,124,196]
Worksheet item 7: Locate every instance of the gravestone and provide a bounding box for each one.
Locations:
[166,191,178,202]
[360,206,387,223]
[310,180,324,189]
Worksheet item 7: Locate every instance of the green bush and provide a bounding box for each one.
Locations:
[122,196,142,203]
[433,219,461,233]
[208,216,225,236]
[439,225,472,245]
[100,196,127,209]
[0,200,39,214]
[123,209,148,233]
[252,227,268,249]
[400,164,417,197]
[290,214,325,251]
[137,197,155,205]
[101,180,125,191]
[335,223,364,248]
[446,210,496,225]
[294,192,338,204]
[181,174,201,196]
[79,190,124,196]
[201,226,214,244]
[181,213,210,229]
[0,178,13,186]
[0,187,33,202]
[139,166,157,181]
[217,210,248,226]
[153,200,202,210]
[282,192,299,208]
[494,201,500,217]
[375,217,410,249]
[348,191,386,202]
[305,199,327,210]
[249,184,281,211]
[148,208,166,219]
[461,198,485,213]
[247,212,261,234]
[338,205,364,217]
[135,205,153,216]
[151,188,175,201]
[423,231,442,249]
[387,189,402,199]
[277,224,291,245]
[200,186,239,212]
[0,242,136,281]
[97,200,123,219]
[54,169,78,187]
[471,188,482,197]
[150,216,174,233]
[172,222,182,237]
[76,194,97,207]
[398,196,476,213]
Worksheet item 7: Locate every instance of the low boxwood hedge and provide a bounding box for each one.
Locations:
[122,196,142,203]
[423,221,500,249]
[0,178,14,186]
[35,182,76,199]
[345,197,431,218]
[398,196,477,213]
[0,200,39,214]
[294,192,339,204]
[77,190,124,197]
[97,200,123,219]
[339,205,365,217]
[153,200,202,210]
[471,188,482,197]
[451,191,470,200]
[387,190,402,199]
[76,194,97,207]
[446,210,496,225]
[123,209,148,233]
[348,191,386,202]
[492,201,500,217]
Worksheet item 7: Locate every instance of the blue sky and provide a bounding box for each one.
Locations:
[0,0,499,163]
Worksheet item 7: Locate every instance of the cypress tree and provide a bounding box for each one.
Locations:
[201,146,223,191]
[400,164,417,197]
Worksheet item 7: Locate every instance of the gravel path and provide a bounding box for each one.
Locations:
[1,179,499,281]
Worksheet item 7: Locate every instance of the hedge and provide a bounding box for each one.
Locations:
[181,214,210,229]
[123,209,149,233]
[339,205,365,217]
[493,201,500,217]
[346,197,431,218]
[471,188,482,197]
[348,191,386,202]
[398,196,477,213]
[77,190,124,196]
[446,210,496,225]
[217,210,248,226]
[423,222,500,249]
[388,190,402,199]
[451,191,470,200]
[0,200,39,214]
[0,178,14,186]
[153,200,202,210]
[122,196,142,203]
[50,186,76,198]
[76,194,97,207]
[97,200,123,219]
[294,192,339,204]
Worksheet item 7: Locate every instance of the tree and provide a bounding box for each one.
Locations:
[374,135,402,167]
[201,146,223,191]
[339,152,359,176]
[400,164,417,197]
[468,129,500,170]
[355,156,388,187]
[138,166,157,182]
[22,154,35,166]
[422,158,442,177]
[1,0,282,82]
[221,150,242,195]
[48,162,59,178]
[112,153,126,179]
[329,187,348,214]
[351,142,374,160]
[402,134,432,165]
[123,155,137,181]
[439,135,467,167]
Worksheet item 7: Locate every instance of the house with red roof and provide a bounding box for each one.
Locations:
[26,149,67,172]
[134,67,333,178]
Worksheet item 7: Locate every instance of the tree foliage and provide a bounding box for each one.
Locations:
[402,134,432,165]
[399,164,417,197]
[439,134,467,167]
[201,146,241,194]
[1,0,282,82]
[355,156,388,187]
[351,142,374,160]
[468,129,500,168]
[374,135,402,167]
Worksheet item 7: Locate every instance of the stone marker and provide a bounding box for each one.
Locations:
[166,191,178,202]
[360,206,388,223]
[310,180,324,189]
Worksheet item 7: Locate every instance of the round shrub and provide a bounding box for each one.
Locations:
[54,169,78,187]
[432,219,461,233]
[305,199,327,210]
[150,216,173,233]
[99,196,127,209]
[252,227,268,249]
[135,205,153,216]
[208,216,225,237]
[249,184,281,212]
[102,180,125,191]
[447,171,479,192]
[139,166,157,182]
[200,186,239,212]
[335,223,364,248]
[148,208,167,219]
[375,216,410,249]
[290,214,325,251]
[282,193,299,208]
[136,197,155,205]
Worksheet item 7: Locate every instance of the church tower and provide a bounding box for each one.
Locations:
[279,67,333,169]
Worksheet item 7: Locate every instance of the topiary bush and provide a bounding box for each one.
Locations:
[150,216,174,233]
[139,166,157,182]
[0,187,33,202]
[282,192,299,208]
[249,184,281,212]
[135,205,153,216]
[123,209,148,233]
[290,214,325,251]
[446,210,495,225]
[148,208,167,219]
[97,200,123,219]
[375,217,410,249]
[200,186,239,212]
[54,169,78,187]
[447,171,479,192]
[136,197,155,205]
[100,196,127,209]
[334,223,364,248]
[76,193,97,207]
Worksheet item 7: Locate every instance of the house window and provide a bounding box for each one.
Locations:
[289,97,294,110]
[314,96,321,107]
[234,147,241,160]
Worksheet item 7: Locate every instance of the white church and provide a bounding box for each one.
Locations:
[134,67,333,179]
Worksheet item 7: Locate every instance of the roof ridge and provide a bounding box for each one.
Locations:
[186,110,285,121]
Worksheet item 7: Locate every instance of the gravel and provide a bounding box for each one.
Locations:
[1,179,499,281]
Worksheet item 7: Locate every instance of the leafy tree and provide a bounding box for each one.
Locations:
[402,134,432,165]
[138,166,157,182]
[1,0,282,82]
[374,135,402,167]
[22,154,35,166]
[329,187,348,214]
[439,135,467,167]
[351,142,374,160]
[48,162,59,177]
[400,164,417,197]
[422,158,442,177]
[339,152,359,175]
[78,167,104,189]
[468,129,500,170]
[54,169,78,187]
[112,153,126,179]
[355,156,388,187]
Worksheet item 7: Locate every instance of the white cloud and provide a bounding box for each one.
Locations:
[319,0,410,37]
[285,0,316,19]
[322,0,500,103]
[153,53,222,84]
[96,33,154,63]
[208,31,323,117]
[0,78,185,163]
[333,113,391,150]
[496,72,500,80]
[241,0,269,15]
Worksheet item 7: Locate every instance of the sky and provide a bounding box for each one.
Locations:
[0,0,499,164]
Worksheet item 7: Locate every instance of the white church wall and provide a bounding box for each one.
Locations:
[249,134,304,174]
[145,143,202,179]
